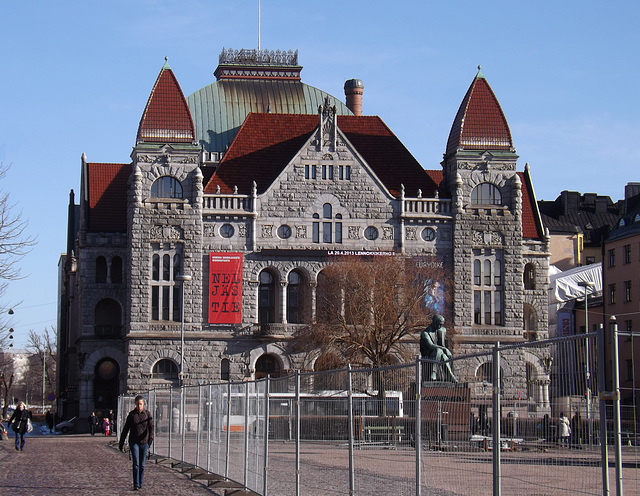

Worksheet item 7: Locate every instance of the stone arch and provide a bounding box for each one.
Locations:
[311,193,348,219]
[248,343,292,378]
[83,347,126,377]
[142,349,183,376]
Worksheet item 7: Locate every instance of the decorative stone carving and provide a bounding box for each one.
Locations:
[203,223,216,237]
[137,155,155,163]
[238,224,247,237]
[295,225,307,239]
[150,226,163,239]
[262,225,274,238]
[382,226,394,240]
[348,226,359,239]
[169,226,183,240]
[406,227,417,240]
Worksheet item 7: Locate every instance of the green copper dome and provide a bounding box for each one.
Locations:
[186,48,353,154]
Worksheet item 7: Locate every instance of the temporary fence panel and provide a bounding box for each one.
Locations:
[117,331,640,495]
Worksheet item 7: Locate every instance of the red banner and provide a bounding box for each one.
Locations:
[208,252,243,324]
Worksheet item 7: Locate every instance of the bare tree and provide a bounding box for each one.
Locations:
[290,255,452,412]
[25,328,56,412]
[0,163,36,348]
[0,351,15,419]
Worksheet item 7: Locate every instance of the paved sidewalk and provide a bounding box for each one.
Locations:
[0,433,223,495]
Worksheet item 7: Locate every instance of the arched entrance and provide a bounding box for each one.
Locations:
[94,358,119,411]
[255,354,281,379]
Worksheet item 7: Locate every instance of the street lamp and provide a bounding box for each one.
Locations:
[175,273,191,462]
[578,280,595,444]
[175,274,192,385]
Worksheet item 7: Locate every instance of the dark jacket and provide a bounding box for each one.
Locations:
[9,408,31,435]
[119,408,154,449]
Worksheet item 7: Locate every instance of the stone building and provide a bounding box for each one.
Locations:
[57,50,550,420]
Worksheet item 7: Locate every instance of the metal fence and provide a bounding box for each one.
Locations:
[118,327,640,496]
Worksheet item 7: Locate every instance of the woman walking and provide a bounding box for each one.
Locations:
[9,402,32,451]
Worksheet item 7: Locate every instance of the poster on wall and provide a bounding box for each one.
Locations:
[208,252,243,324]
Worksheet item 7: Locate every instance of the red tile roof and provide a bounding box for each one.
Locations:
[205,113,440,197]
[87,163,129,232]
[137,63,195,143]
[446,73,513,156]
[519,171,544,239]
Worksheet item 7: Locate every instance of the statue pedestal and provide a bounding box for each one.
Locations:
[421,382,471,442]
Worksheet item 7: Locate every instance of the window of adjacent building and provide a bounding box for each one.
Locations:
[586,256,596,265]
[471,183,502,205]
[111,256,123,284]
[287,270,307,324]
[609,283,616,305]
[625,320,633,341]
[151,244,182,322]
[524,263,536,290]
[152,359,179,381]
[151,176,183,199]
[608,248,616,267]
[473,249,504,326]
[625,280,632,302]
[96,256,107,283]
[221,359,230,381]
[313,204,342,244]
[624,244,631,264]
[258,270,276,324]
[627,359,633,382]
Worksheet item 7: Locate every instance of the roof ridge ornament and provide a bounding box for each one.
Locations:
[476,65,485,79]
[163,56,171,70]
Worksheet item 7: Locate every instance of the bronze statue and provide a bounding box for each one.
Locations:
[420,315,458,383]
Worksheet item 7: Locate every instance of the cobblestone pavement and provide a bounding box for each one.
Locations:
[0,433,225,495]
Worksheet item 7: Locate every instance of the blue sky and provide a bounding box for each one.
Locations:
[1,1,638,349]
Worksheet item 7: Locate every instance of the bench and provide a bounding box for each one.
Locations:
[364,425,405,444]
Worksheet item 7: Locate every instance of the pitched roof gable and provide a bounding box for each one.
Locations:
[137,60,195,144]
[204,113,439,197]
[519,170,544,239]
[87,163,129,232]
[446,70,513,156]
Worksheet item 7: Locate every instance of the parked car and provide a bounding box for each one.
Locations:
[55,417,76,434]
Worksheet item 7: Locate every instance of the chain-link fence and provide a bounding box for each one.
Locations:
[118,329,638,495]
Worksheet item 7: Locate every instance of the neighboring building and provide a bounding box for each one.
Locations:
[57,50,550,421]
[539,190,622,271]
[603,184,640,404]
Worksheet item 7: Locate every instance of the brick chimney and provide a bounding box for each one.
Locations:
[344,79,364,116]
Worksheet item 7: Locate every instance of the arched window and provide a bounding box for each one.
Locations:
[150,244,183,322]
[111,256,123,284]
[287,270,307,324]
[255,354,281,379]
[152,359,179,383]
[151,176,183,199]
[221,359,230,381]
[96,256,107,283]
[258,270,276,324]
[471,183,502,205]
[476,361,504,388]
[94,298,122,338]
[524,263,536,290]
[523,303,537,340]
[312,203,342,244]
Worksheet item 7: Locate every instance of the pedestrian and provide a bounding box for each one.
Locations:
[102,417,111,436]
[108,409,115,436]
[46,409,54,433]
[8,401,32,451]
[119,395,154,491]
[559,412,571,447]
[89,412,99,435]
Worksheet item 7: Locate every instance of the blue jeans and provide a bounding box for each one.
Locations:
[130,442,148,488]
[15,431,24,450]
